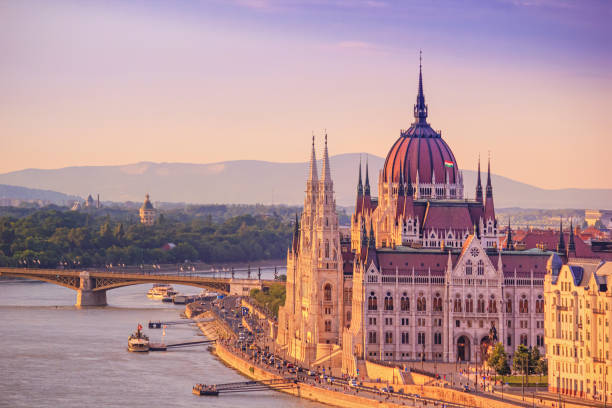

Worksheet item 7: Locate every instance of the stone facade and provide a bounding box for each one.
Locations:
[139,193,156,226]
[544,256,612,402]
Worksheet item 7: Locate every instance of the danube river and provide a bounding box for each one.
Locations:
[0,281,323,408]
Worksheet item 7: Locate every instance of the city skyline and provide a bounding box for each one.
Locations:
[1,0,610,190]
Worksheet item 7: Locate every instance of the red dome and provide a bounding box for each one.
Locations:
[382,130,459,185]
[381,63,460,185]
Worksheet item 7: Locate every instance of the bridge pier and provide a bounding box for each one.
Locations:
[76,271,107,307]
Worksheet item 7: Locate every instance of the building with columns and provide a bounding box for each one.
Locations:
[544,256,612,402]
[277,62,555,374]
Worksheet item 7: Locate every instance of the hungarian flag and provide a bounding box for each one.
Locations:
[444,160,454,168]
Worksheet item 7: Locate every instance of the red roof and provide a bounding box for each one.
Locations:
[517,230,596,258]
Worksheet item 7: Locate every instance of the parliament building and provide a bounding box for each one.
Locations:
[276,63,555,374]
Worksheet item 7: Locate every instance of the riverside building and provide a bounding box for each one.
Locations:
[544,256,612,402]
[277,62,553,374]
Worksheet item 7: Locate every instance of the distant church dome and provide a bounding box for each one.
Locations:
[141,194,154,211]
[382,62,460,186]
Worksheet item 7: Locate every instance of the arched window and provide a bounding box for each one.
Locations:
[519,295,528,314]
[520,334,528,346]
[325,320,331,332]
[477,260,484,275]
[488,295,497,313]
[536,296,544,313]
[324,284,332,302]
[384,292,394,311]
[506,296,512,313]
[433,293,442,312]
[465,295,473,313]
[417,294,426,311]
[368,292,377,311]
[325,240,330,258]
[477,295,485,313]
[454,295,462,313]
[465,260,472,275]
[400,293,410,311]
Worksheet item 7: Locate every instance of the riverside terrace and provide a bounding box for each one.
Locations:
[209,296,537,408]
[0,266,282,306]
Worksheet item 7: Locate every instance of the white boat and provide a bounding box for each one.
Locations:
[128,324,150,352]
[148,284,175,300]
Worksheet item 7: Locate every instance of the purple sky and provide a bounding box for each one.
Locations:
[1,0,610,189]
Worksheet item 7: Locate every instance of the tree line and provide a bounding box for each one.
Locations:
[0,208,294,268]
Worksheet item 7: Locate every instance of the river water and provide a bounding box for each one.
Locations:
[0,282,323,408]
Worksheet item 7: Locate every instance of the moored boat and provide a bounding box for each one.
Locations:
[192,384,219,396]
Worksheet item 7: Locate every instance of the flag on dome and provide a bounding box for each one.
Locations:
[444,160,454,168]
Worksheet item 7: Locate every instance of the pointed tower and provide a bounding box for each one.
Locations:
[362,158,372,214]
[506,219,514,251]
[557,217,566,254]
[567,218,576,256]
[396,170,405,221]
[476,155,483,204]
[484,156,495,220]
[355,159,363,216]
[291,213,300,254]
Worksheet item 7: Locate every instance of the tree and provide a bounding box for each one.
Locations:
[513,345,530,375]
[529,347,542,375]
[488,343,510,375]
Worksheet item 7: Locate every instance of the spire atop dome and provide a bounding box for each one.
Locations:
[405,165,414,197]
[308,134,318,183]
[413,50,428,125]
[321,132,332,181]
[397,167,405,196]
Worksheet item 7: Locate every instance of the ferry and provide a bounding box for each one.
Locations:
[148,284,176,300]
[192,384,219,396]
[128,324,150,352]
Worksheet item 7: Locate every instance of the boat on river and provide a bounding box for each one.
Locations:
[127,324,150,352]
[192,384,219,396]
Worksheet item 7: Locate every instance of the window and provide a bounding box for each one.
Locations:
[325,320,331,332]
[368,331,377,344]
[507,320,512,328]
[368,292,377,311]
[433,293,443,311]
[400,294,410,311]
[465,260,472,275]
[454,296,462,312]
[384,293,394,311]
[536,335,544,347]
[385,317,393,325]
[368,317,376,325]
[401,318,409,326]
[519,296,529,314]
[520,334,528,346]
[465,296,474,313]
[455,320,460,327]
[324,307,332,315]
[477,260,484,275]
[417,332,426,345]
[417,318,426,326]
[506,297,512,313]
[325,240,330,258]
[434,332,442,345]
[536,296,544,313]
[401,332,409,344]
[488,296,497,313]
[507,335,512,346]
[385,331,393,344]
[417,294,426,311]
[477,295,485,313]
[324,284,332,302]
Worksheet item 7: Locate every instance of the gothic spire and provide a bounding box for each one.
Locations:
[357,158,363,196]
[413,50,428,124]
[568,218,576,253]
[406,165,414,198]
[364,157,371,196]
[397,166,405,196]
[476,155,483,204]
[361,218,368,248]
[557,217,566,253]
[369,218,376,249]
[308,134,318,183]
[292,213,300,253]
[486,154,493,199]
[506,219,514,250]
[321,132,331,182]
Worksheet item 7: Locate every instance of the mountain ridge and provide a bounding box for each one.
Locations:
[0,154,609,209]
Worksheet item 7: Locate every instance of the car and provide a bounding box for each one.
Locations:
[381,387,389,393]
[307,370,316,376]
[388,386,394,393]
[349,379,358,388]
[462,385,471,393]
[296,367,303,373]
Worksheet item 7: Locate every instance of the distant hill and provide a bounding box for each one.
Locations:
[0,154,610,209]
[0,184,80,206]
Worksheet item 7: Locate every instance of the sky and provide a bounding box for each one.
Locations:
[1,0,610,189]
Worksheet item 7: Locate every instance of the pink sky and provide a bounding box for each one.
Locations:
[1,0,610,189]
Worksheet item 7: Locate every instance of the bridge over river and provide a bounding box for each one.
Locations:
[0,267,283,306]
